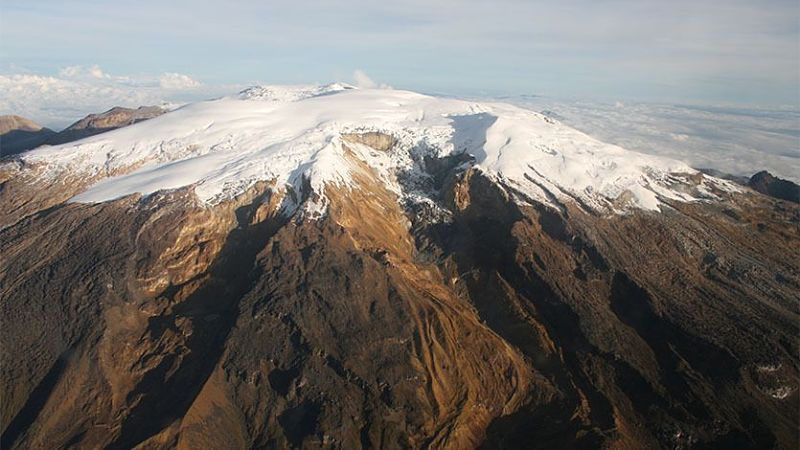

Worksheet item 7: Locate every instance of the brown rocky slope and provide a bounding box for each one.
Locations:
[0,136,798,449]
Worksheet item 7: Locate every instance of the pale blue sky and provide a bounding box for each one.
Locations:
[1,0,798,105]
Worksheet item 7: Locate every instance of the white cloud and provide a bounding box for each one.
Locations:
[88,65,107,79]
[58,66,81,78]
[0,73,159,129]
[0,65,230,129]
[353,70,391,89]
[59,64,109,79]
[670,133,690,142]
[159,72,202,90]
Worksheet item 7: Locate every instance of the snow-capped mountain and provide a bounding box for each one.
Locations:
[12,84,735,214]
[1,85,797,450]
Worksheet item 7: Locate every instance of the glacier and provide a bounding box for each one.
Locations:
[13,84,739,214]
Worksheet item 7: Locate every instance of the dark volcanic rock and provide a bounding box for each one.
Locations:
[748,171,800,203]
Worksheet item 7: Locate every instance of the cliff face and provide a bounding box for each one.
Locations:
[1,88,798,449]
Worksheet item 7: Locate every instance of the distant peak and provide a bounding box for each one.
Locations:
[748,171,800,203]
[66,105,166,128]
[0,115,45,134]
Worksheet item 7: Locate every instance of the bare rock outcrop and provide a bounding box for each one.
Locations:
[748,171,799,203]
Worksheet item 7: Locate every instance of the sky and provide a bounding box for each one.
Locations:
[1,0,798,106]
[0,0,798,179]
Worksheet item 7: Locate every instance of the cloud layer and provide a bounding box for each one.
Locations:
[0,66,226,129]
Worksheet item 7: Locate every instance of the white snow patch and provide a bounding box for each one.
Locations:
[767,386,794,400]
[238,83,353,102]
[756,363,782,373]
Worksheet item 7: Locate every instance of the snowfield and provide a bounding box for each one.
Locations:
[15,84,738,215]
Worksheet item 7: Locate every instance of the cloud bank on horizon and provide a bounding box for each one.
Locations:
[0,65,224,129]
